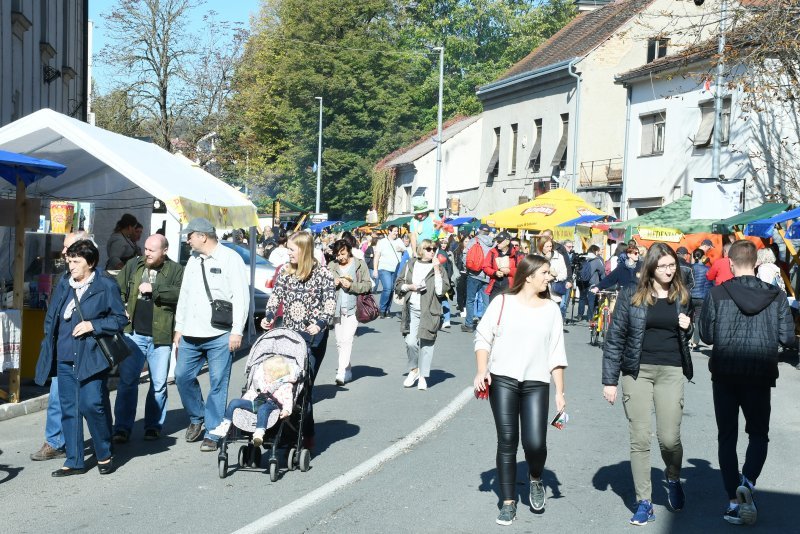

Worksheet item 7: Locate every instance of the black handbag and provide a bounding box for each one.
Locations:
[201,258,233,330]
[72,289,131,368]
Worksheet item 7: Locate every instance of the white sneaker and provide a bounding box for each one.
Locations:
[252,428,265,448]
[442,321,451,329]
[460,310,467,317]
[403,368,419,388]
[418,376,427,390]
[209,420,231,438]
[335,368,353,386]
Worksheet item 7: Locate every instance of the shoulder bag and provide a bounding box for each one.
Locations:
[475,295,507,400]
[354,261,379,323]
[201,258,233,330]
[73,288,131,368]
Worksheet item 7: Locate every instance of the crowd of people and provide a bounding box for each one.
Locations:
[26,207,796,529]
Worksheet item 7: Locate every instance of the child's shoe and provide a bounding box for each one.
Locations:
[209,419,231,438]
[252,428,265,448]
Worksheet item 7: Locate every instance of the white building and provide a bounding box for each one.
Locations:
[380,115,482,218]
[616,51,798,218]
[471,0,728,219]
[0,1,90,127]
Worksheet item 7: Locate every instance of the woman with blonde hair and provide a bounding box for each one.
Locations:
[262,231,335,449]
[755,247,785,291]
[601,243,694,525]
[395,238,450,390]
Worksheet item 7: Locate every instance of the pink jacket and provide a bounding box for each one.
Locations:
[242,360,298,414]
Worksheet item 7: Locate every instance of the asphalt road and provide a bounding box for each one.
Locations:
[1,309,799,533]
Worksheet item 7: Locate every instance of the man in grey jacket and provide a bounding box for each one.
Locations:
[461,224,493,332]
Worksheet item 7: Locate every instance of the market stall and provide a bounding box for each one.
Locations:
[0,110,259,397]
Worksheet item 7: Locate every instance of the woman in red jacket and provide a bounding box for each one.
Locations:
[482,232,519,301]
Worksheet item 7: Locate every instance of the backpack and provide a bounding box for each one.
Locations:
[680,264,695,291]
[578,259,593,283]
[466,242,485,272]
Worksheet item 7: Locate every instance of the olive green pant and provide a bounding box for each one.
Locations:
[621,364,685,502]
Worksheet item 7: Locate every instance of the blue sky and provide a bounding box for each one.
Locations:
[89,0,261,92]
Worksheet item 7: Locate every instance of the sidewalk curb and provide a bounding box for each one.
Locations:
[0,376,123,422]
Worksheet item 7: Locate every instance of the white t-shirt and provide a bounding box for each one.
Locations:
[376,237,406,271]
[474,295,568,383]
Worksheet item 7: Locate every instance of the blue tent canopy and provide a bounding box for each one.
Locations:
[444,216,476,226]
[0,149,66,186]
[745,206,800,238]
[308,220,341,233]
[557,214,604,227]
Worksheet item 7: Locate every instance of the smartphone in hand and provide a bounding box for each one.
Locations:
[550,411,569,430]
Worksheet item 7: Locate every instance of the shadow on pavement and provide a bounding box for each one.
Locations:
[0,463,22,485]
[478,461,562,507]
[313,419,359,456]
[425,369,456,388]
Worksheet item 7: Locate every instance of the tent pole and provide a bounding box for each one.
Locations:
[248,225,257,345]
[9,176,25,402]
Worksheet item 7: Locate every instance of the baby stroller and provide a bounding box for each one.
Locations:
[217,328,311,481]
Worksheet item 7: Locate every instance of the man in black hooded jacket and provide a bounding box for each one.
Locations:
[699,240,795,526]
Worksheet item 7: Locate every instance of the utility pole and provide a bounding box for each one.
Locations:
[315,96,323,214]
[711,0,727,179]
[433,46,444,218]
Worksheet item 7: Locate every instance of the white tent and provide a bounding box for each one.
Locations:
[0,109,260,342]
[0,108,257,268]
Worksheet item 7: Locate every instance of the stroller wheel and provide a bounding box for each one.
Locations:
[238,445,250,467]
[269,461,278,482]
[299,448,311,472]
[287,448,297,471]
[250,447,262,468]
[218,457,228,479]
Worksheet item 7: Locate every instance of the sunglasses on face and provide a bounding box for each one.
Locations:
[423,247,436,252]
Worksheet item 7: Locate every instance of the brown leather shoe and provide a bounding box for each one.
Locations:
[31,443,66,461]
[200,438,218,452]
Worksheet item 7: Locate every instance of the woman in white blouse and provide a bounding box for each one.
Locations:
[473,254,567,526]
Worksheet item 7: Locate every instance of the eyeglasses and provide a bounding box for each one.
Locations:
[423,247,436,252]
[655,263,677,272]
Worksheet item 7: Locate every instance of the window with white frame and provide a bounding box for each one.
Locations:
[551,114,569,170]
[640,111,666,156]
[647,38,668,63]
[529,119,542,173]
[485,127,501,185]
[509,123,518,175]
[694,97,732,147]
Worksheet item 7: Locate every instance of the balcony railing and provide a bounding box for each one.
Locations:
[579,157,623,188]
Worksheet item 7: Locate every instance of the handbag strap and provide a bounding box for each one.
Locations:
[497,294,505,327]
[72,288,86,322]
[199,257,214,304]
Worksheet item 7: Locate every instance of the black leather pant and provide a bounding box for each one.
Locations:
[489,374,550,502]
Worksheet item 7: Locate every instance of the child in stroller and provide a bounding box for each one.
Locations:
[210,354,299,446]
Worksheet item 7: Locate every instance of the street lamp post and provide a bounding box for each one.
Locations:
[315,96,323,214]
[433,46,444,218]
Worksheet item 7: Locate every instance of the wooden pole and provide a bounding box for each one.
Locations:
[8,176,25,402]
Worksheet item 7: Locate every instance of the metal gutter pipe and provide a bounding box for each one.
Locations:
[567,58,582,193]
[620,84,632,220]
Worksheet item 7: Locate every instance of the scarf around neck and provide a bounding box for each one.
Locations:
[63,271,96,320]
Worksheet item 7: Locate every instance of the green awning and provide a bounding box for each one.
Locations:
[711,202,790,234]
[338,220,367,231]
[379,215,412,229]
[611,196,717,239]
[275,198,310,213]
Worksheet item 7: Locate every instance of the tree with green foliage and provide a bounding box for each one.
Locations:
[221,0,576,218]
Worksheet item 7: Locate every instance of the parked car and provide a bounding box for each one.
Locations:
[220,241,277,325]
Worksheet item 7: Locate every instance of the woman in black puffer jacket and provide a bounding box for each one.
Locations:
[601,243,694,526]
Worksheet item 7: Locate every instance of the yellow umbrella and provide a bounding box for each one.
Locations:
[482,188,605,230]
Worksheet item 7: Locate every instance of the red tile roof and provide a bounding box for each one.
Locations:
[494,0,655,83]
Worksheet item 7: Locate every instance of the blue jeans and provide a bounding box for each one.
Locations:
[442,299,451,323]
[57,361,112,469]
[175,333,231,441]
[559,290,569,319]
[45,378,65,450]
[114,333,172,433]
[577,282,596,320]
[378,269,397,314]
[225,398,279,430]
[465,276,488,326]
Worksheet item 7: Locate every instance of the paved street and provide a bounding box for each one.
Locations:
[1,309,799,533]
